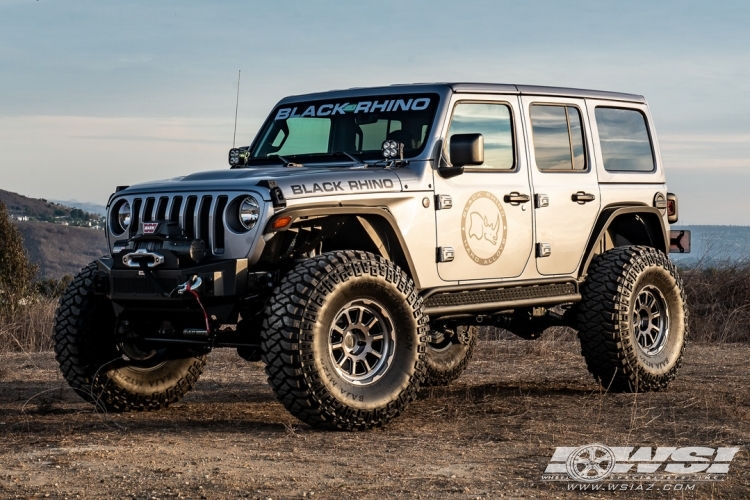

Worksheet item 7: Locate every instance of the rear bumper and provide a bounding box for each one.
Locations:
[95,257,260,301]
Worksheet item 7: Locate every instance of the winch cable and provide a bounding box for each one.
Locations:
[184,280,211,334]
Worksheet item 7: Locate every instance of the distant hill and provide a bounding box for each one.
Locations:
[16,221,109,280]
[0,188,103,225]
[50,199,107,217]
[0,189,108,280]
[0,189,72,219]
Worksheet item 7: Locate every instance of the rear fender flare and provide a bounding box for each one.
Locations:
[579,206,668,278]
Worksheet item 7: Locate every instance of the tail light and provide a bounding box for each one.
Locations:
[666,193,678,223]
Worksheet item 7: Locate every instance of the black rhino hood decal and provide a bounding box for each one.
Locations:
[118,167,402,199]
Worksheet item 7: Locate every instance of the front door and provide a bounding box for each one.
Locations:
[434,96,534,282]
[521,96,601,276]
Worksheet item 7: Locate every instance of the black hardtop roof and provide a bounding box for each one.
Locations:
[277,82,646,105]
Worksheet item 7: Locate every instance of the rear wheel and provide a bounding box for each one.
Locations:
[261,251,428,430]
[576,246,688,392]
[422,325,477,387]
[53,263,207,411]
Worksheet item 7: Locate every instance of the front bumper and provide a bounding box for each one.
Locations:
[95,256,261,301]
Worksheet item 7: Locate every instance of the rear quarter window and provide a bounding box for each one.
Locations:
[595,107,655,172]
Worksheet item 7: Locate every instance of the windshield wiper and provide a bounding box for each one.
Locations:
[332,151,369,168]
[268,154,303,168]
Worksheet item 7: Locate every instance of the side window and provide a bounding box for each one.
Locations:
[595,107,655,172]
[447,103,514,170]
[530,104,586,171]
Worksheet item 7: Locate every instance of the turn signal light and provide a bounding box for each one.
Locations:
[272,216,293,229]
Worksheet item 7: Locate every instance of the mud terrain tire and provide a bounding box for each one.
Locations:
[576,246,688,392]
[422,326,477,387]
[53,262,207,411]
[261,251,428,430]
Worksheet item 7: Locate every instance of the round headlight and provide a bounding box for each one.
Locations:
[116,201,131,233]
[238,196,260,230]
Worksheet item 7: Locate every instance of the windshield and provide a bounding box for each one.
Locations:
[251,93,440,162]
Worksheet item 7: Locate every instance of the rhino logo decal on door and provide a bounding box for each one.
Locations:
[461,191,507,265]
[469,213,500,245]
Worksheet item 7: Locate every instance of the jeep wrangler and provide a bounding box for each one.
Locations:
[54,83,689,429]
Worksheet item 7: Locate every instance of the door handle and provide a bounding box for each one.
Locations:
[503,192,531,204]
[572,191,596,204]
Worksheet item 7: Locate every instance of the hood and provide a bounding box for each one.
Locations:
[116,166,403,201]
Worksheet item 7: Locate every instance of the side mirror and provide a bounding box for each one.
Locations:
[449,134,484,167]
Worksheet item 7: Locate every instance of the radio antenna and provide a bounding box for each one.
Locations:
[232,69,241,148]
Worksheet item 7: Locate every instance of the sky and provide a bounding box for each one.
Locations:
[1,0,749,224]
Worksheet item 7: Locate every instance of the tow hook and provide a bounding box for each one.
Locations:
[176,276,202,295]
[177,276,211,334]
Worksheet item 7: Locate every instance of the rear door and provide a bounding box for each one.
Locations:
[521,96,600,275]
[433,95,533,281]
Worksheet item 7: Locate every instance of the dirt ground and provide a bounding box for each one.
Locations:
[0,339,747,500]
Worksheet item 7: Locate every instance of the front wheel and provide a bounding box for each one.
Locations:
[53,263,207,411]
[576,246,688,392]
[261,251,428,430]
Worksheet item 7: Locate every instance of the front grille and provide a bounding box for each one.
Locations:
[129,198,142,237]
[184,196,197,240]
[126,193,230,256]
[113,276,181,295]
[169,196,183,222]
[156,196,169,220]
[199,195,212,243]
[214,196,228,253]
[143,197,155,222]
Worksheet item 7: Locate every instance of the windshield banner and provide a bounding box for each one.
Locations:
[275,98,431,120]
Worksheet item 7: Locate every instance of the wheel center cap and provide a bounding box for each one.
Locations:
[344,329,365,353]
[639,310,650,330]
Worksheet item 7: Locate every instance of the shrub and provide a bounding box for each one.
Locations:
[0,201,38,319]
[681,263,750,342]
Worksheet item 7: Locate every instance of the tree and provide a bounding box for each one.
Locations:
[0,201,38,317]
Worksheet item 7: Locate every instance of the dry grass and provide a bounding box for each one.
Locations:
[681,263,750,342]
[0,297,57,354]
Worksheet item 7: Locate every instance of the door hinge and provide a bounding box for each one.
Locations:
[536,243,552,258]
[435,194,453,210]
[535,193,549,208]
[437,246,455,262]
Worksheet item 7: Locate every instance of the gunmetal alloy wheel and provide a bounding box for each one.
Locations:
[576,245,688,392]
[632,286,670,356]
[262,250,428,430]
[328,299,396,385]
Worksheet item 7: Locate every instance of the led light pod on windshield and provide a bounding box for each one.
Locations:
[229,147,250,167]
[382,140,404,160]
[238,196,260,230]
